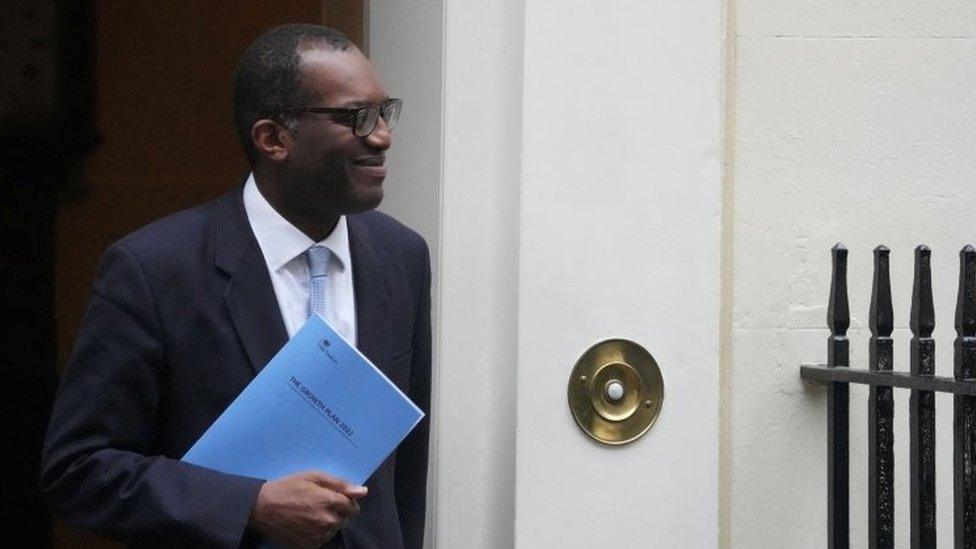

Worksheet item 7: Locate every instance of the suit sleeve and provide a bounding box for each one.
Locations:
[394,239,432,549]
[40,243,264,548]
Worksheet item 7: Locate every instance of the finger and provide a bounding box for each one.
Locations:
[291,469,335,483]
[325,492,361,519]
[346,498,361,518]
[346,484,368,499]
[307,471,368,498]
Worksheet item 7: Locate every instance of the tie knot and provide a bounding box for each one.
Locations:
[306,246,331,277]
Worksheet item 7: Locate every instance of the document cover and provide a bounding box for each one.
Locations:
[182,314,424,485]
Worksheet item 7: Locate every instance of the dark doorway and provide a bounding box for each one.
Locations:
[4,2,363,547]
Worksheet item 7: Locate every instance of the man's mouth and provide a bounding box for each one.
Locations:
[351,156,387,178]
[352,155,385,167]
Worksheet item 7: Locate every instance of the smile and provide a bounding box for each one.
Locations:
[352,155,385,167]
[351,164,387,178]
[351,156,387,178]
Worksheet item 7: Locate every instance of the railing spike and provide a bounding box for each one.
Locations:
[909,244,937,547]
[957,245,976,338]
[869,244,895,548]
[911,245,935,338]
[829,243,850,338]
[826,244,850,548]
[954,244,976,548]
[870,245,893,338]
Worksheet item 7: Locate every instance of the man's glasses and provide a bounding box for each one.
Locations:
[279,98,402,138]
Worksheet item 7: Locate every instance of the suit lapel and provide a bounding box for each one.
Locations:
[214,185,289,375]
[348,215,396,373]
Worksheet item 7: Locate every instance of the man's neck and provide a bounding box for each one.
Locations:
[252,171,340,242]
[292,214,340,243]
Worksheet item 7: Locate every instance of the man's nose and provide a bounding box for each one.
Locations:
[365,117,392,150]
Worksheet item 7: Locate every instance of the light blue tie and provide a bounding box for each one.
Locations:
[306,246,331,319]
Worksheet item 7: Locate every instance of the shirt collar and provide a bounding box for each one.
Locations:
[243,173,351,273]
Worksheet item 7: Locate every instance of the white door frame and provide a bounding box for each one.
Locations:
[370,1,723,546]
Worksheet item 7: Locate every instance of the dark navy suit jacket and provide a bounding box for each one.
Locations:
[40,185,431,549]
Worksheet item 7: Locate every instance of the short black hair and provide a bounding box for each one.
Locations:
[233,24,354,165]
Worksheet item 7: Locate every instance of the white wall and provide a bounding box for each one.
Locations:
[369,1,442,247]
[372,0,976,546]
[515,1,723,547]
[432,0,523,547]
[367,3,443,547]
[370,1,522,548]
[374,0,723,545]
[731,1,976,547]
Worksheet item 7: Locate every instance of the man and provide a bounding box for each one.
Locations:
[40,24,430,549]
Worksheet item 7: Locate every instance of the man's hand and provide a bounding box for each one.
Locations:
[248,470,368,549]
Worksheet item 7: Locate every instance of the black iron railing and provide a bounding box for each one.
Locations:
[800,243,976,549]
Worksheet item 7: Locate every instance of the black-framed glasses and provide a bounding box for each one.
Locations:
[279,98,402,137]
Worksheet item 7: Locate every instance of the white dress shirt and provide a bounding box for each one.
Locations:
[242,173,357,344]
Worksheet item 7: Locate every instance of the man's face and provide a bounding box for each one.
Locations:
[283,47,393,216]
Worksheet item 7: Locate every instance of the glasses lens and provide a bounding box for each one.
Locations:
[354,108,379,137]
[381,99,402,131]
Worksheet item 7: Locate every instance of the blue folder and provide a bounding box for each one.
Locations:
[183,314,424,485]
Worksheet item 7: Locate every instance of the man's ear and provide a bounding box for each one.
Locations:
[251,119,291,163]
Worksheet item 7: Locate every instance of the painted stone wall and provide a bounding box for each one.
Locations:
[732,1,976,547]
